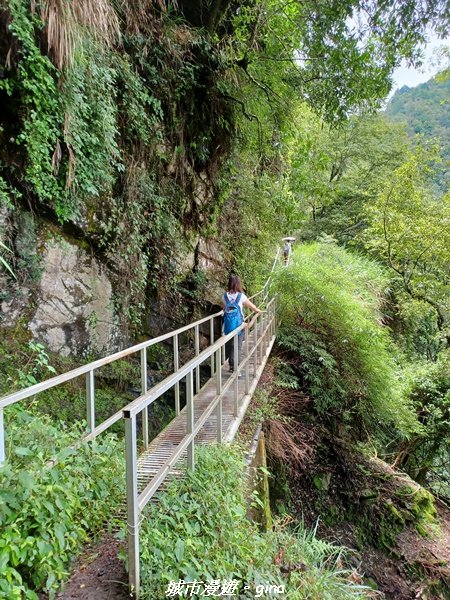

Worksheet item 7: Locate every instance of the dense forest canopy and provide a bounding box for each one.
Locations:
[386,72,450,191]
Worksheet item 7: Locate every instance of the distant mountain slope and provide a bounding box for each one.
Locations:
[386,74,450,191]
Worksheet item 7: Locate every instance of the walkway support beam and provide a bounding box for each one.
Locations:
[186,371,195,471]
[125,414,140,597]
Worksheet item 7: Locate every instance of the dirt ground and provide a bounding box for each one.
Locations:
[317,504,450,600]
[54,534,131,600]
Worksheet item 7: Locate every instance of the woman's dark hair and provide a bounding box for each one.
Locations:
[227,273,242,293]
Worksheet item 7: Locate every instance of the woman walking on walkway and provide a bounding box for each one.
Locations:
[222,274,262,372]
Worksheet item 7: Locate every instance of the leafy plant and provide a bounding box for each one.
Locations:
[273,242,418,436]
[137,444,372,599]
[4,0,64,211]
[395,350,450,497]
[0,240,16,279]
[0,406,124,599]
[12,341,57,388]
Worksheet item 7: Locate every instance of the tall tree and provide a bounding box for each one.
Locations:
[363,145,450,339]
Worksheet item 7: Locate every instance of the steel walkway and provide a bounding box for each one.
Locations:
[123,298,277,596]
[136,336,273,496]
[0,249,281,598]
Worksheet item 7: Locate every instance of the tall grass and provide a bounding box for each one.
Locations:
[273,243,418,435]
[138,445,373,599]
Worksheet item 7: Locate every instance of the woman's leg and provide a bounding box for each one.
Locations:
[225,338,234,370]
[236,334,243,372]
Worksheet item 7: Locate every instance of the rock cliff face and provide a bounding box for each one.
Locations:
[1,215,117,356]
[27,239,117,357]
[0,209,227,357]
[0,1,238,358]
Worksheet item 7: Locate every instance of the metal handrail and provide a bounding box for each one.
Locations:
[0,246,283,413]
[0,309,225,464]
[248,246,281,302]
[122,300,272,420]
[124,296,278,595]
[135,320,265,511]
[0,310,223,410]
[0,243,283,464]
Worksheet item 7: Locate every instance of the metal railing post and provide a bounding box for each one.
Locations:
[210,318,215,377]
[233,333,239,417]
[260,313,265,359]
[215,348,222,443]
[141,348,149,449]
[245,337,250,395]
[269,304,273,341]
[254,317,259,373]
[263,312,269,354]
[86,370,95,433]
[125,414,140,597]
[186,371,195,470]
[195,325,200,394]
[174,334,180,415]
[0,408,5,466]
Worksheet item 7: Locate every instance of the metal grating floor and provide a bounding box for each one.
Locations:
[135,343,259,496]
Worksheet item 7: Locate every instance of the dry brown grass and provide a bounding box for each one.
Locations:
[38,0,121,68]
[258,357,316,467]
[265,417,315,467]
[120,0,165,36]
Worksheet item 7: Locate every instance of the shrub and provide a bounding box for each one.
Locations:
[0,406,124,599]
[138,444,372,599]
[273,242,418,435]
[399,350,450,496]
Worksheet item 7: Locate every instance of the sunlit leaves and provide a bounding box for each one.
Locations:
[363,144,450,332]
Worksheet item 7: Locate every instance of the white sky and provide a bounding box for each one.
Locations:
[391,33,449,91]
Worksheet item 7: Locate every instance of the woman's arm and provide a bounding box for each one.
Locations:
[243,298,262,313]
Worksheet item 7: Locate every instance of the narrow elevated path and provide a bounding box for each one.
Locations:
[0,251,281,599]
[123,297,277,595]
[136,327,275,495]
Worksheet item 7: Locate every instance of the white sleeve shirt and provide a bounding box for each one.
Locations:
[224,292,247,314]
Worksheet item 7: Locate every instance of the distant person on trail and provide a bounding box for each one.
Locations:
[222,274,262,373]
[283,240,292,265]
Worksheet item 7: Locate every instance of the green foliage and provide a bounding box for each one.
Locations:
[61,39,121,208]
[3,0,64,211]
[394,298,442,360]
[2,0,448,332]
[138,445,372,599]
[0,240,16,279]
[290,109,412,244]
[274,243,418,435]
[13,210,42,285]
[139,444,279,598]
[218,151,296,293]
[226,0,444,126]
[398,351,450,497]
[285,525,369,599]
[386,74,450,191]
[100,165,186,327]
[114,53,163,144]
[12,340,57,388]
[362,145,450,337]
[0,407,124,599]
[0,336,131,434]
[242,387,288,435]
[0,173,18,209]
